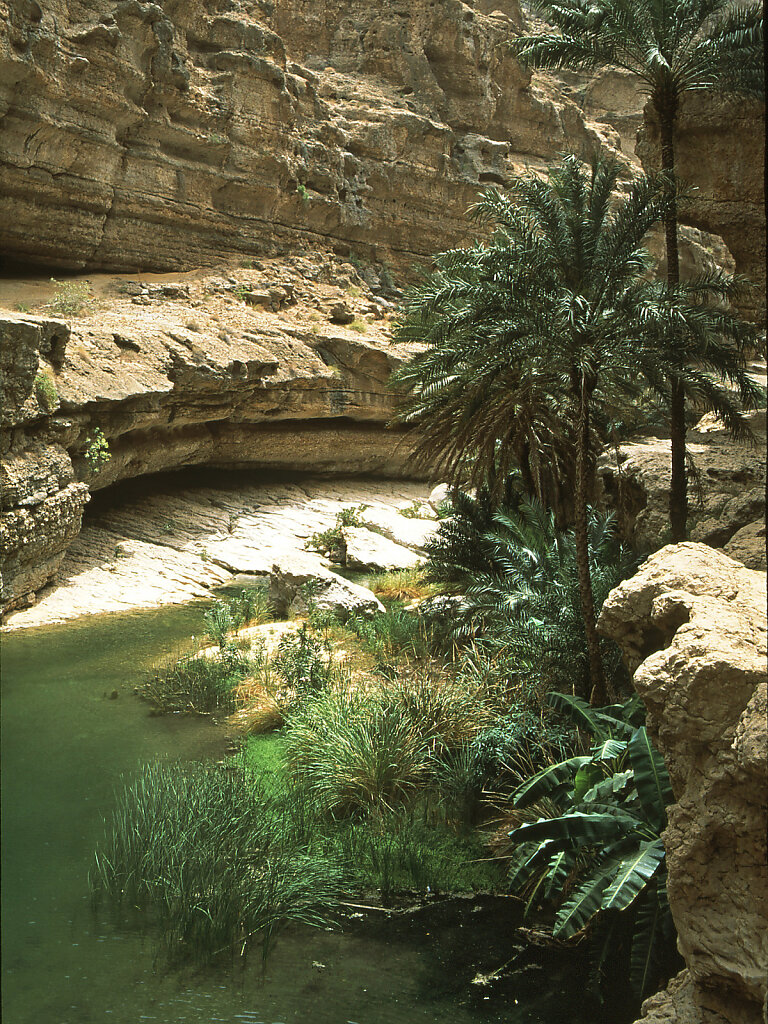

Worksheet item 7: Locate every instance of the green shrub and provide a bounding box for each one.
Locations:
[34,370,58,412]
[306,504,369,555]
[274,624,333,688]
[83,428,111,472]
[139,649,249,714]
[203,600,237,649]
[346,604,432,668]
[232,586,270,627]
[336,814,500,898]
[48,278,94,317]
[380,673,493,752]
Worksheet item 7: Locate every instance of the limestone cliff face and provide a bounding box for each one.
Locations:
[599,544,768,1024]
[0,0,612,274]
[0,258,420,614]
[638,93,766,318]
[598,410,767,571]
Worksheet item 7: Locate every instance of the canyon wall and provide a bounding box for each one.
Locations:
[0,257,420,614]
[2,0,761,287]
[0,0,616,275]
[599,544,768,1024]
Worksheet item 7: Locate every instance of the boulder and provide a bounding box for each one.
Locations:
[341,527,422,572]
[428,483,452,511]
[268,562,383,622]
[359,506,438,551]
[599,544,767,1024]
[723,520,766,571]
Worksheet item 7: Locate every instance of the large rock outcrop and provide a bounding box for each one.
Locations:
[0,0,618,274]
[638,93,766,319]
[0,258,422,614]
[598,410,767,570]
[599,544,768,1024]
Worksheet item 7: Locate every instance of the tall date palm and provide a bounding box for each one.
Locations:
[511,0,764,540]
[394,156,760,703]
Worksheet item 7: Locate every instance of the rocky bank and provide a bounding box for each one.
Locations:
[0,257,426,616]
[599,544,768,1024]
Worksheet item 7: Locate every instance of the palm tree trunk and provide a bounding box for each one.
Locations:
[573,378,607,706]
[658,98,687,542]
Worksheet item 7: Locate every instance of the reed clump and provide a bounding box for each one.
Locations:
[91,761,342,965]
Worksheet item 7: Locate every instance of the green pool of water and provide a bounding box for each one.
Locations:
[1,603,627,1024]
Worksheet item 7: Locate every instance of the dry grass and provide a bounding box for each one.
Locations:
[367,568,438,602]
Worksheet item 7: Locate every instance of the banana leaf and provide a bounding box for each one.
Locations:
[601,837,665,911]
[580,769,634,804]
[547,691,608,740]
[629,727,673,831]
[512,755,591,808]
[509,811,634,846]
[553,862,617,937]
[507,839,556,890]
[630,883,675,999]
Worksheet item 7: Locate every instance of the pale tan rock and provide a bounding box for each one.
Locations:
[0,0,612,275]
[638,92,766,319]
[723,520,766,572]
[3,476,426,629]
[598,411,766,553]
[599,544,768,1024]
[342,525,422,572]
[358,506,438,551]
[268,559,384,621]
[0,265,431,613]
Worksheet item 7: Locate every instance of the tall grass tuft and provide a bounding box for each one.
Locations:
[91,761,341,965]
[284,688,432,818]
[140,649,249,714]
[367,568,438,602]
[346,605,433,668]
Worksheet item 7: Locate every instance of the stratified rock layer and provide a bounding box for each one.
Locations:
[0,259,422,614]
[0,0,613,274]
[599,544,768,1024]
[1,1,761,293]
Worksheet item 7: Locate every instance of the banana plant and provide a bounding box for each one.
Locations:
[504,692,677,999]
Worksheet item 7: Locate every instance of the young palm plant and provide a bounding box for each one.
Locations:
[511,0,764,539]
[454,498,638,703]
[502,692,679,1000]
[394,155,761,703]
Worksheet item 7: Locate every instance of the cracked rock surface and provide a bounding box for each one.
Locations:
[599,544,767,1024]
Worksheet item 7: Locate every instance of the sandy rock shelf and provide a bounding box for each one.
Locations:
[1,477,432,631]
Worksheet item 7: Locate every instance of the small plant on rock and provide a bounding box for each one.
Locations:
[48,279,94,317]
[306,504,369,557]
[34,370,58,412]
[83,428,111,472]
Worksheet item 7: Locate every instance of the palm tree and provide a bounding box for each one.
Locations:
[511,0,765,540]
[394,155,760,703]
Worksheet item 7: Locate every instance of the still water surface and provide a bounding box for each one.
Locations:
[1,603,614,1024]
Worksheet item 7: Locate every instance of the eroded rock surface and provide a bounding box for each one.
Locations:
[599,544,768,1024]
[0,262,427,614]
[2,475,428,630]
[598,410,767,567]
[0,0,621,275]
